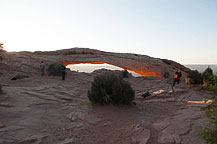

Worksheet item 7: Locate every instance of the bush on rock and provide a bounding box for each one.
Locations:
[185,70,203,84]
[47,63,62,76]
[88,73,135,105]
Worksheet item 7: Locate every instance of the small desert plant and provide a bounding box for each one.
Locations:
[203,67,215,87]
[88,73,135,105]
[203,67,213,79]
[200,128,217,144]
[163,72,170,79]
[203,84,217,92]
[122,70,129,78]
[185,70,203,84]
[47,63,62,76]
[201,67,217,91]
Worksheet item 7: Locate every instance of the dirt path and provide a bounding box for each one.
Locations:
[0,71,215,144]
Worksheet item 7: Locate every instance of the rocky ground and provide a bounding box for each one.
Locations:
[0,69,215,144]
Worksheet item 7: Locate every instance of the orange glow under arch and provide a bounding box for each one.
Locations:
[62,61,162,77]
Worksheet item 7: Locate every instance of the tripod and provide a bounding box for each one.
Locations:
[164,79,175,97]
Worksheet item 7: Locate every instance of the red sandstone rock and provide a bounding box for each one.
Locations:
[0,48,190,78]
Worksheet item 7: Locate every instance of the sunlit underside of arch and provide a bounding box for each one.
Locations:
[62,61,162,77]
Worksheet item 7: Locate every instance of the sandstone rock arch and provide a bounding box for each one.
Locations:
[0,48,190,77]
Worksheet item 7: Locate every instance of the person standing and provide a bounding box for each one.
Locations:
[40,61,45,76]
[61,64,66,80]
[173,71,182,86]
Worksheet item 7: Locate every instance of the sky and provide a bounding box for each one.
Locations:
[0,0,217,65]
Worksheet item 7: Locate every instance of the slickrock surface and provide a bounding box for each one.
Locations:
[0,49,215,144]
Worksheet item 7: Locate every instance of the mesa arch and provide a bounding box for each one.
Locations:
[56,48,189,78]
[62,61,162,77]
[0,48,190,78]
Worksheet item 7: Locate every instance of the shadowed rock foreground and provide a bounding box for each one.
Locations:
[0,49,215,144]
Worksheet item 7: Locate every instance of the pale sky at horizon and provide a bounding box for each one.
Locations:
[0,0,217,65]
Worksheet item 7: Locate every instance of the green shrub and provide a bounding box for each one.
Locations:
[202,68,217,91]
[203,84,217,92]
[203,67,215,86]
[112,78,135,105]
[47,63,62,76]
[185,70,203,84]
[88,73,135,105]
[163,72,170,79]
[88,73,116,104]
[214,76,217,84]
[200,128,217,144]
[205,100,217,125]
[203,67,213,79]
[200,100,217,144]
[122,70,129,78]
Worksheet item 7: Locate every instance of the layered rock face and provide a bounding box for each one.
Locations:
[0,48,190,77]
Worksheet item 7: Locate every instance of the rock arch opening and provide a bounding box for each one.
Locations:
[62,61,162,77]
